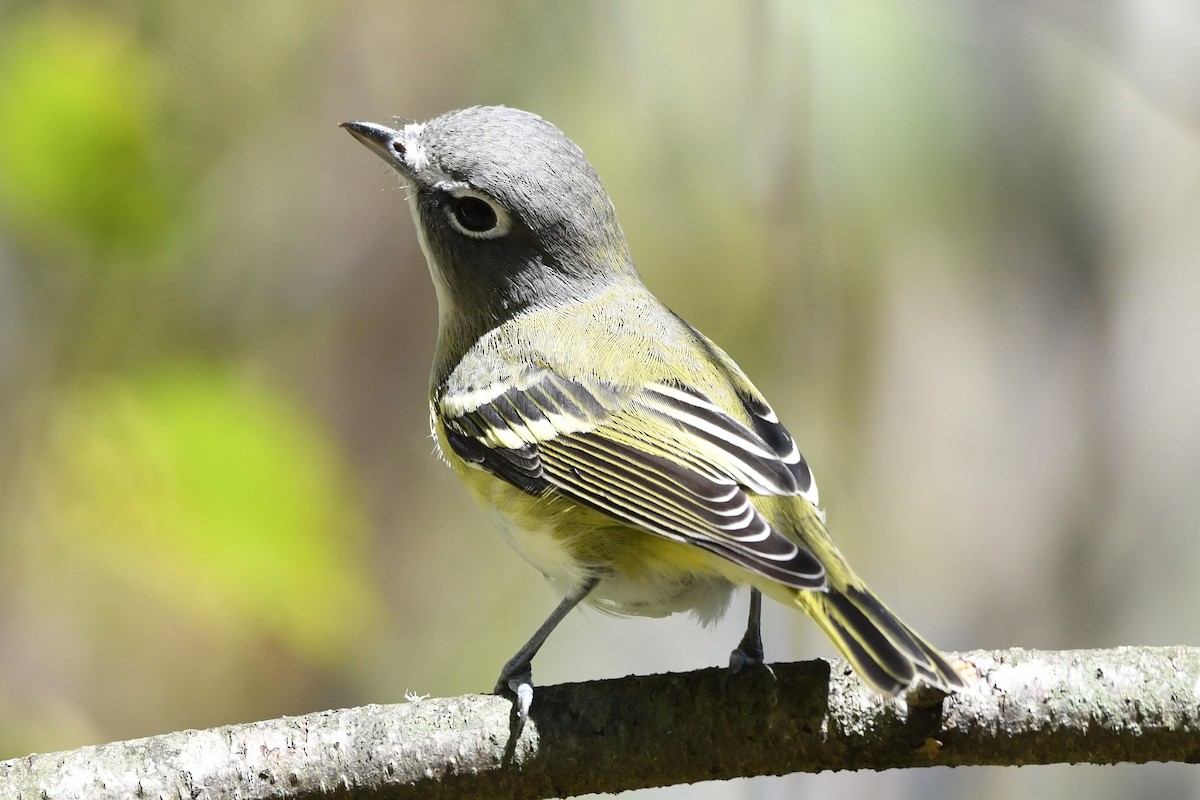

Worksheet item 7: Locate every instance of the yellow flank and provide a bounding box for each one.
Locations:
[435,414,745,620]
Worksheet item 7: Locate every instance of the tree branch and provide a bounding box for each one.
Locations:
[3,646,1199,799]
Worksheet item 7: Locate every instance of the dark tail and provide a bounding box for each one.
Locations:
[797,582,966,695]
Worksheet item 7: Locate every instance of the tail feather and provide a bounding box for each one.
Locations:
[798,584,966,695]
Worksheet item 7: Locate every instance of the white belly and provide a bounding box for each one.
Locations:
[488,507,736,624]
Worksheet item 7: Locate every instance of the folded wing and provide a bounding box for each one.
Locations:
[440,369,826,588]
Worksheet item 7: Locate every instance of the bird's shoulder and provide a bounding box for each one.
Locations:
[434,282,819,507]
[439,283,735,408]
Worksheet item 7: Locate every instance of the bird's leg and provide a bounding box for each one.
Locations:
[728,587,765,673]
[496,575,599,723]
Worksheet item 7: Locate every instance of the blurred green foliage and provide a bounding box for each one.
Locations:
[0,2,385,755]
[24,366,378,661]
[0,11,179,263]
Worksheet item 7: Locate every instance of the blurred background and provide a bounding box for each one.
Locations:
[1,1,1198,797]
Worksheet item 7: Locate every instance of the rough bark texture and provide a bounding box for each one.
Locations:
[3,647,1199,799]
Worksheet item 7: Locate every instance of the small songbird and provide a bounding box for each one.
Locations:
[342,106,966,721]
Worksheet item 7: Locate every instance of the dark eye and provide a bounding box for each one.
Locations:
[451,196,498,233]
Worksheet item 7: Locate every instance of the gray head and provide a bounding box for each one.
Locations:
[342,106,636,332]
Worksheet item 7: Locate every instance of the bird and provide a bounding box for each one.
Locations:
[341,105,966,721]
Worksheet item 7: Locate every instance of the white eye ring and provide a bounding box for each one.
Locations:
[444,188,511,239]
